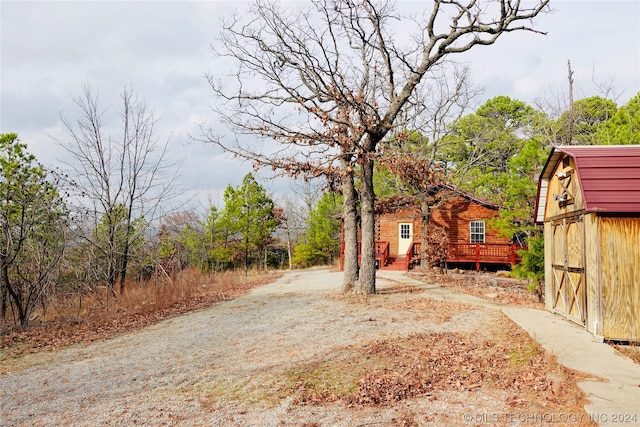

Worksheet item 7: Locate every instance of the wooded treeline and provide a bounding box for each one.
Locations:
[3,91,638,327]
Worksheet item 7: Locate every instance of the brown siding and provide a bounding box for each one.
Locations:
[430,197,508,244]
[599,216,640,341]
[378,208,420,256]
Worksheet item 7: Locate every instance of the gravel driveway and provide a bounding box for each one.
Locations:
[0,269,546,426]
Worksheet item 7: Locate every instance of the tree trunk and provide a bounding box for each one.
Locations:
[106,217,118,297]
[118,203,135,295]
[419,198,432,271]
[244,236,249,276]
[118,232,131,295]
[567,60,575,145]
[2,259,27,326]
[264,247,268,271]
[341,165,359,292]
[0,254,9,327]
[358,155,376,294]
[285,223,293,270]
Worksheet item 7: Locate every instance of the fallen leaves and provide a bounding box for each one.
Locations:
[279,314,591,421]
[409,271,544,309]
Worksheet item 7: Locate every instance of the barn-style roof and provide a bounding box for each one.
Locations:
[536,145,640,223]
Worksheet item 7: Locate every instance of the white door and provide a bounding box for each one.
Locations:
[398,223,413,255]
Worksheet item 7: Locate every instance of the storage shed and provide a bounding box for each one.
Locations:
[535,145,640,341]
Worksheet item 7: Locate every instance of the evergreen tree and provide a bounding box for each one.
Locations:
[597,92,640,145]
[292,192,343,268]
[555,96,618,145]
[0,133,67,326]
[219,174,278,272]
[444,96,548,232]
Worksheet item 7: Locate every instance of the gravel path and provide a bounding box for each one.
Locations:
[0,269,518,426]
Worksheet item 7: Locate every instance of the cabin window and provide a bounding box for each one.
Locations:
[470,221,485,243]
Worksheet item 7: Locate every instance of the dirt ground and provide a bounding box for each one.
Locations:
[1,269,598,426]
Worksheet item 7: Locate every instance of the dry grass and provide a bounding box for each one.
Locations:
[332,293,478,324]
[612,343,640,364]
[0,268,279,361]
[409,270,544,309]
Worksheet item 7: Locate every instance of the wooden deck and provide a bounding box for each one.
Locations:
[340,241,524,272]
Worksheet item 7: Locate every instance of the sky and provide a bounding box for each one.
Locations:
[1,1,639,212]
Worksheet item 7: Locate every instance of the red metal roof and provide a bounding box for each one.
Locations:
[536,145,640,222]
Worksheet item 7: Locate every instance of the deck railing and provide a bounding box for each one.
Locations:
[448,243,523,270]
[402,242,524,271]
[341,241,525,271]
[340,241,390,270]
[405,242,417,270]
[375,241,390,268]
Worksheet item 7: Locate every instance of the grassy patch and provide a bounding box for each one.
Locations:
[279,360,361,404]
[508,341,543,366]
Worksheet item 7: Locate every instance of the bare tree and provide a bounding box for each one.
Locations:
[380,63,480,271]
[282,179,324,270]
[204,0,550,293]
[58,85,179,296]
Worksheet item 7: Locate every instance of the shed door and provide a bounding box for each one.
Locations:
[550,216,586,325]
[398,223,413,255]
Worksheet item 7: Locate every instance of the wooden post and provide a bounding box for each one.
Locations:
[339,221,345,271]
[475,243,480,271]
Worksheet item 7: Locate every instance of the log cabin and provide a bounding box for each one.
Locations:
[535,145,640,342]
[339,184,523,272]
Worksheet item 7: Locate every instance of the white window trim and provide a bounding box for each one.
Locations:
[470,220,485,243]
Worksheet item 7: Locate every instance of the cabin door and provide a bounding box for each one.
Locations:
[550,216,586,326]
[398,223,413,256]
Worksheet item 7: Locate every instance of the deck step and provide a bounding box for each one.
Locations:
[381,257,408,271]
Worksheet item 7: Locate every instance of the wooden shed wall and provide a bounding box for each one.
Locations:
[544,156,585,219]
[541,148,640,341]
[598,216,640,341]
[544,220,554,312]
[584,213,601,335]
